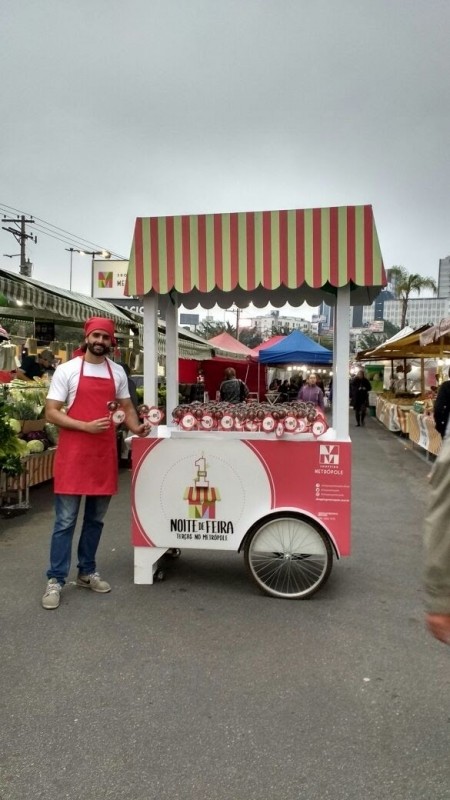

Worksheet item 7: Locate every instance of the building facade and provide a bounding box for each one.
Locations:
[438,256,450,299]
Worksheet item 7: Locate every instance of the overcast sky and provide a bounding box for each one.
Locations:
[2,0,449,311]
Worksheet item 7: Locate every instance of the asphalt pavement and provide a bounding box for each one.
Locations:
[0,415,449,800]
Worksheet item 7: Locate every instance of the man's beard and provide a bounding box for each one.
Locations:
[86,342,110,357]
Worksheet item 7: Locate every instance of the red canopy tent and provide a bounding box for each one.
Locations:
[204,331,263,399]
[207,331,256,359]
[251,335,285,354]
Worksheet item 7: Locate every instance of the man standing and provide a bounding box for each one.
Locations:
[297,373,325,410]
[350,369,372,427]
[41,317,149,610]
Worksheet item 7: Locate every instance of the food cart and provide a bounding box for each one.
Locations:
[126,205,386,598]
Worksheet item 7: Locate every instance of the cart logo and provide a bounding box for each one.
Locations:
[183,455,221,519]
[169,454,233,541]
[319,445,340,466]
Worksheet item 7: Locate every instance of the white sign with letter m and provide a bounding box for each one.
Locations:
[319,445,340,466]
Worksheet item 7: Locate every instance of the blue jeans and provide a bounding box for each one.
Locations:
[46,495,112,585]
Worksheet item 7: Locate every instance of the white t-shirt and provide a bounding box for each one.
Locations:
[47,357,129,409]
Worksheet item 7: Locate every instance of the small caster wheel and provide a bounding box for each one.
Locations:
[154,569,165,582]
[166,548,181,559]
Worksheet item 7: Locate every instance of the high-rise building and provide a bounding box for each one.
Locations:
[438,256,450,298]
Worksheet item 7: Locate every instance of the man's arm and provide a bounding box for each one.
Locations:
[45,399,112,434]
[16,367,33,381]
[120,397,149,437]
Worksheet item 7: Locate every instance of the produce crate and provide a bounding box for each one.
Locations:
[0,462,30,517]
[0,448,56,516]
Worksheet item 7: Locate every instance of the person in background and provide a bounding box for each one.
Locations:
[219,367,249,404]
[297,373,325,410]
[288,378,299,401]
[118,362,139,410]
[279,379,290,402]
[432,368,450,438]
[41,317,149,610]
[315,375,325,393]
[17,349,54,381]
[424,434,450,644]
[116,362,140,467]
[350,369,372,427]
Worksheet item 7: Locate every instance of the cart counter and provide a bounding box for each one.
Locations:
[131,430,351,597]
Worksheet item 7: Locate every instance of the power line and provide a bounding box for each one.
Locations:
[0,202,127,260]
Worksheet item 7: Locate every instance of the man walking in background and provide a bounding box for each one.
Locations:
[350,369,372,427]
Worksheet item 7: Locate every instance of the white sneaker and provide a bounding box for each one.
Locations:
[42,579,62,610]
[76,572,111,593]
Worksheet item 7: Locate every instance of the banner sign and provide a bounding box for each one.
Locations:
[92,260,130,299]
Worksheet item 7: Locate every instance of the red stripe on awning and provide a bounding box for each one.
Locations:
[214,214,223,288]
[150,217,160,292]
[230,213,239,290]
[263,211,272,287]
[246,212,255,290]
[312,208,322,287]
[134,218,144,295]
[166,216,175,294]
[295,209,305,286]
[197,215,207,293]
[364,204,373,286]
[279,209,288,285]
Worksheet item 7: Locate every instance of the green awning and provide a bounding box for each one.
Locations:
[0,268,139,332]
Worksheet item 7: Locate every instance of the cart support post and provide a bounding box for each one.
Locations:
[165,292,179,419]
[143,293,159,406]
[333,286,350,439]
[134,546,168,583]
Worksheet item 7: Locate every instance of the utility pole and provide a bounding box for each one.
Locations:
[2,215,36,277]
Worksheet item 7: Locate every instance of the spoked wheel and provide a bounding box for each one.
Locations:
[244,513,333,599]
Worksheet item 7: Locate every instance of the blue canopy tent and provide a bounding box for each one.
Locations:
[258,330,332,365]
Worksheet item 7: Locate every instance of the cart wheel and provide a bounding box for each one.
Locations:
[154,569,165,582]
[244,512,333,599]
[166,548,181,559]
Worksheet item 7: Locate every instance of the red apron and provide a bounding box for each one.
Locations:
[54,358,118,495]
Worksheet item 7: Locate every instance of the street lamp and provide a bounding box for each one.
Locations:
[65,248,111,294]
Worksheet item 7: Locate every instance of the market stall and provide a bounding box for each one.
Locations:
[358,324,447,452]
[126,205,386,598]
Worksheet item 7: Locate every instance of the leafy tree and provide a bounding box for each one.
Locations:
[389,266,437,329]
[357,332,385,352]
[238,326,263,349]
[383,320,401,339]
[196,319,234,340]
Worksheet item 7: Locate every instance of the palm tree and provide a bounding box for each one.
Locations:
[389,266,437,329]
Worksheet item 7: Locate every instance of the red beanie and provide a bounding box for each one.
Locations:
[84,317,116,345]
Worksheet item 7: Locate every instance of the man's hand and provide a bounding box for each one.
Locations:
[426,613,450,644]
[84,417,112,434]
[134,421,151,437]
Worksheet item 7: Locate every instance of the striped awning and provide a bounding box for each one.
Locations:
[126,205,386,308]
[0,268,140,332]
[183,487,220,502]
[157,330,213,360]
